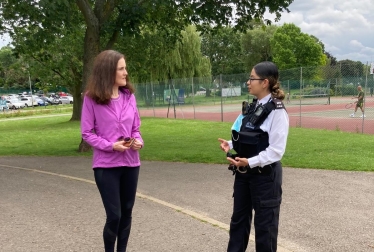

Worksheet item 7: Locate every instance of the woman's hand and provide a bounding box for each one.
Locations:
[131,139,143,151]
[218,138,230,153]
[113,140,130,152]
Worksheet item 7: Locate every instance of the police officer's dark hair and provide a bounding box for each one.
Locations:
[253,61,285,100]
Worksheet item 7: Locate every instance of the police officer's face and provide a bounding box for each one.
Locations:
[247,69,268,98]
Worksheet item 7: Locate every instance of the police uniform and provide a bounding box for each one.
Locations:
[227,93,289,252]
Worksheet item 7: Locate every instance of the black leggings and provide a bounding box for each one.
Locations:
[94,166,140,252]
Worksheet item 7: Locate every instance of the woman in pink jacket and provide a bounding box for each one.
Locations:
[81,50,144,252]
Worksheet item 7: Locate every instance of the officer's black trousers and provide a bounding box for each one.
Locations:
[227,162,282,252]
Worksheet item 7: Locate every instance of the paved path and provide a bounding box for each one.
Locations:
[0,156,373,251]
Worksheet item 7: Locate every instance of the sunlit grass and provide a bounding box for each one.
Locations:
[0,115,373,171]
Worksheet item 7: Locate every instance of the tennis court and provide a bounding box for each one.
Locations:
[139,95,374,134]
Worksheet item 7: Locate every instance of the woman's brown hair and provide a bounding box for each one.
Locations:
[85,50,135,105]
[253,61,285,100]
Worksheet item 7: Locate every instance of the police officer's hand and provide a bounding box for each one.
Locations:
[218,138,230,153]
[227,157,249,167]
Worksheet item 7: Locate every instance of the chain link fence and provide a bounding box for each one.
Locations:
[135,63,374,134]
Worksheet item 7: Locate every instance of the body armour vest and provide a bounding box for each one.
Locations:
[232,97,285,158]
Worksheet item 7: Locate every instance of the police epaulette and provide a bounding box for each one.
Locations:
[271,98,285,109]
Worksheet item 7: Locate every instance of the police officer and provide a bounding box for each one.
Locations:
[218,61,289,252]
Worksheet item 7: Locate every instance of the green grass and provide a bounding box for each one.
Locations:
[0,115,373,171]
[0,105,73,119]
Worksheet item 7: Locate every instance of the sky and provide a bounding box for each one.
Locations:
[1,0,373,64]
[0,33,11,48]
[265,0,374,64]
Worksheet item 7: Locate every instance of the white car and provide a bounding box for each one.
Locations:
[59,96,73,104]
[20,97,38,107]
[6,99,25,109]
[6,94,19,100]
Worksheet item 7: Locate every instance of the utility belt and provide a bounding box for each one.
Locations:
[228,162,275,175]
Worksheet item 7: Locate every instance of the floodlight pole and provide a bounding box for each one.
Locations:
[28,67,34,106]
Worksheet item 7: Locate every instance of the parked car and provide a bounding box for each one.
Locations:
[59,96,73,104]
[39,96,55,105]
[6,98,25,109]
[45,97,60,105]
[20,97,38,107]
[35,97,48,106]
[6,94,19,100]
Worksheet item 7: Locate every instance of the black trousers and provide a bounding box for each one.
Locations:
[94,166,140,252]
[227,162,282,252]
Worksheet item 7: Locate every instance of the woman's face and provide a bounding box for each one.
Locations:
[114,57,128,87]
[246,68,268,98]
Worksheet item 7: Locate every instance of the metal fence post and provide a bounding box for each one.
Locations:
[299,67,302,127]
[192,77,195,119]
[220,74,223,122]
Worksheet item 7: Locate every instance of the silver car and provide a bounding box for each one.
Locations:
[59,96,73,104]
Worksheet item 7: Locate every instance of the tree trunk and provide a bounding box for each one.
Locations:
[77,18,100,151]
[78,138,92,152]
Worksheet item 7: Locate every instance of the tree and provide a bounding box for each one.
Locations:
[120,25,211,81]
[0,47,17,87]
[201,26,245,77]
[241,25,277,71]
[338,60,364,77]
[10,21,85,119]
[116,25,211,100]
[270,23,326,70]
[325,52,338,66]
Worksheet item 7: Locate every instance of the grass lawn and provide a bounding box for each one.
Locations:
[0,115,373,171]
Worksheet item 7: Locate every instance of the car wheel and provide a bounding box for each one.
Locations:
[70,101,73,104]
[59,101,62,104]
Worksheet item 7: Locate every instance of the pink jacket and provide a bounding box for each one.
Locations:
[81,89,143,168]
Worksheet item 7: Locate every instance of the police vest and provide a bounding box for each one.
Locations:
[232,98,285,158]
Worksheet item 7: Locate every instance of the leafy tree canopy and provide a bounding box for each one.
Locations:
[271,23,326,70]
[338,59,365,77]
[201,26,245,77]
[117,25,211,83]
[241,24,277,71]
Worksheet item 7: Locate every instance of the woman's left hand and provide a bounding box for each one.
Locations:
[227,156,249,167]
[131,139,143,150]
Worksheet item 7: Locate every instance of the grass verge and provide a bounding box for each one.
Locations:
[0,115,373,171]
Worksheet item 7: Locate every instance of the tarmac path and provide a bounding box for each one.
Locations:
[0,156,373,252]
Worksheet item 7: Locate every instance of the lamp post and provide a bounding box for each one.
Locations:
[27,64,34,106]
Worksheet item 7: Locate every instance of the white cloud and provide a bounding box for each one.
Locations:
[0,34,11,48]
[265,0,374,63]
